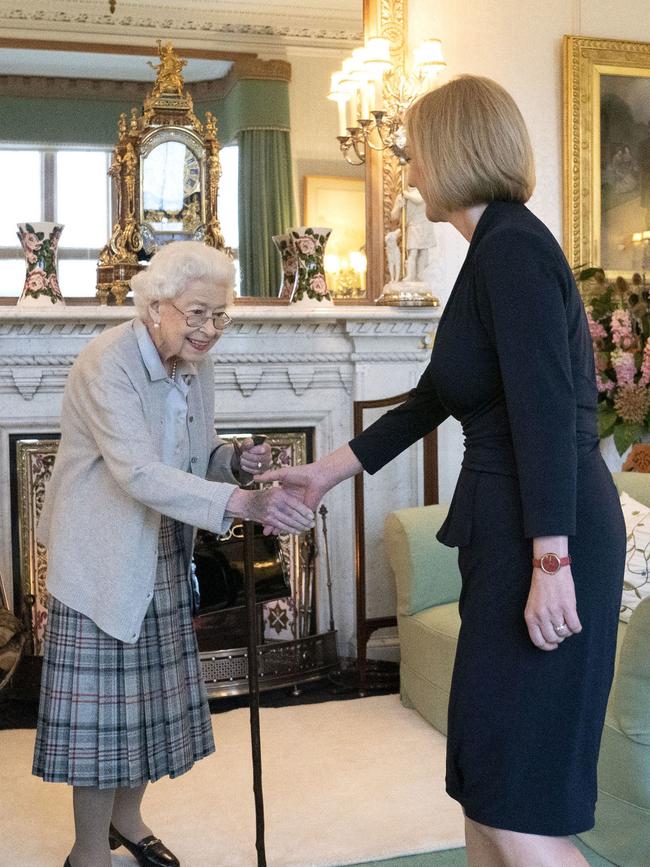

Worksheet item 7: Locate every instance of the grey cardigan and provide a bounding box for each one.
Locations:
[37,318,238,643]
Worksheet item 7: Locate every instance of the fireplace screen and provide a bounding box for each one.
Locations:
[11,429,314,656]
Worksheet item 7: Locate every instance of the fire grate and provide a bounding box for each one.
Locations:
[200,630,338,698]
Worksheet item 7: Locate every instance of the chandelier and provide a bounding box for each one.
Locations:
[328,36,445,166]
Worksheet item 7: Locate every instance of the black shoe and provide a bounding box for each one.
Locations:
[109,823,180,867]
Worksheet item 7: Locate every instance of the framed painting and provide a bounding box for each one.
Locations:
[303,175,366,299]
[564,36,650,277]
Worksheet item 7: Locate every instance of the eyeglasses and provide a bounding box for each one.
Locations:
[171,303,233,330]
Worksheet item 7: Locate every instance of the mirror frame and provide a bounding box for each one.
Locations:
[362,0,408,304]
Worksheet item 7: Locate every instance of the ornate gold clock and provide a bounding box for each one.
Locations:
[96,40,225,304]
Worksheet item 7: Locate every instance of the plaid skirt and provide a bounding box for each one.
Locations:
[32,516,214,788]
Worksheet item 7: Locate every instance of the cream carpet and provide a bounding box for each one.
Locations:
[0,695,465,867]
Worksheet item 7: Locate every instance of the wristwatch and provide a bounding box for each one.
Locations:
[532,553,572,575]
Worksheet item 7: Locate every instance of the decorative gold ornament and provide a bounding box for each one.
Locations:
[96,41,226,304]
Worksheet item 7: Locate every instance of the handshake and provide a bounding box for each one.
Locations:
[228,436,334,537]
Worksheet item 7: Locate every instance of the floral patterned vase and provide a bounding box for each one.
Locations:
[17,222,65,306]
[272,233,298,300]
[288,226,332,305]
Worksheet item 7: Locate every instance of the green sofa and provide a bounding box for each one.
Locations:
[384,471,650,867]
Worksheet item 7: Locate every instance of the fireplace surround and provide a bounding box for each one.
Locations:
[1,303,440,675]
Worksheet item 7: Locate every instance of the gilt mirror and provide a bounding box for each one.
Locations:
[0,3,366,302]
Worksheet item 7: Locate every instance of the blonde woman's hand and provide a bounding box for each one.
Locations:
[524,568,582,651]
[255,463,333,514]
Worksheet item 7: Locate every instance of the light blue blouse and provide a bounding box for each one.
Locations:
[135,321,195,471]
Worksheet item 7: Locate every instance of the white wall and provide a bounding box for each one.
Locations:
[409,0,650,502]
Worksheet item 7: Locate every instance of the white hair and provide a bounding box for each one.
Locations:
[130,241,235,320]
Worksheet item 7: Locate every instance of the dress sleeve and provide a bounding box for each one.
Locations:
[348,362,450,474]
[476,229,577,538]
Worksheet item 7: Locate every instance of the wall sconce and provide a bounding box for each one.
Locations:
[328,36,445,165]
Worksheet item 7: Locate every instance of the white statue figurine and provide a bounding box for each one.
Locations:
[385,228,402,283]
[390,185,437,284]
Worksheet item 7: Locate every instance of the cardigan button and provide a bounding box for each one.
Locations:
[191,456,197,463]
[189,415,194,422]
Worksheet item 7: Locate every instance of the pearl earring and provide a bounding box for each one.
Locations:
[153,322,160,329]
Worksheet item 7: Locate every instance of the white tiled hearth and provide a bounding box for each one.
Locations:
[0,303,440,657]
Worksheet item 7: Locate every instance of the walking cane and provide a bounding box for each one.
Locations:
[243,518,267,867]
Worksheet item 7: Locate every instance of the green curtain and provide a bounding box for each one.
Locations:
[238,128,296,297]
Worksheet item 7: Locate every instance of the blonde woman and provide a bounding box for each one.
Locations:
[33,241,314,867]
[259,77,625,866]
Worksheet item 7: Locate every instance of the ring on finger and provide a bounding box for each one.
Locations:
[553,621,569,636]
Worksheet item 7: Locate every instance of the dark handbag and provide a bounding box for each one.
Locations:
[192,521,291,613]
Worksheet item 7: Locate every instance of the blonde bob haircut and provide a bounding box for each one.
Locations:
[130,240,235,321]
[405,75,535,213]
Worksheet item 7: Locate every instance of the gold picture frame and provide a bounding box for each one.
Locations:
[304,175,366,299]
[564,35,650,276]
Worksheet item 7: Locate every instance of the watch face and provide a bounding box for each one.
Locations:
[540,553,561,574]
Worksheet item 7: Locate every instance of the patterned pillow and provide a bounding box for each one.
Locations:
[619,491,650,623]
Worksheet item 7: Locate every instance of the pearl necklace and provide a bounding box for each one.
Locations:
[170,359,178,381]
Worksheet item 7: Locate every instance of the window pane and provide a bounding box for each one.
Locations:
[218,145,239,251]
[0,259,27,297]
[56,151,110,248]
[57,259,100,297]
[0,151,42,246]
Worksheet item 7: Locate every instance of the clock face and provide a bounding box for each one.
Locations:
[183,148,201,197]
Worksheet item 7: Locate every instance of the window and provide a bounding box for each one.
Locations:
[0,147,112,298]
[217,145,240,293]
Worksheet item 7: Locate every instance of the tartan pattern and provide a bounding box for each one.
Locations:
[32,516,215,788]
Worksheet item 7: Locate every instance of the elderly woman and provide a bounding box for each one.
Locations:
[259,77,625,866]
[32,241,314,867]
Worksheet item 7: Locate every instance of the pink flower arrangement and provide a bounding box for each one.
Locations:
[611,350,636,386]
[581,270,650,454]
[610,309,636,350]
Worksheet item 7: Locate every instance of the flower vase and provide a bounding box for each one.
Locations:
[272,233,298,300]
[288,227,333,307]
[17,222,65,306]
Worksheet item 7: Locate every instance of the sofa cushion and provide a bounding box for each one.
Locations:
[385,506,462,616]
[612,471,650,508]
[398,603,460,693]
[609,596,650,744]
[618,491,650,623]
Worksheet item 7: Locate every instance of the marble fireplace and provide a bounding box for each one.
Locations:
[0,303,439,663]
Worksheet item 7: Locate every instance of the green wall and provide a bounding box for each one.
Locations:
[0,79,290,148]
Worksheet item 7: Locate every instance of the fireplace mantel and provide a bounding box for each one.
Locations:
[1,303,440,657]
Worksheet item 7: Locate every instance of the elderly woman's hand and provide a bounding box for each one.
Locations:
[225,487,314,535]
[237,438,272,476]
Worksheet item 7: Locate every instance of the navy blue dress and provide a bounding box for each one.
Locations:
[349,201,625,835]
